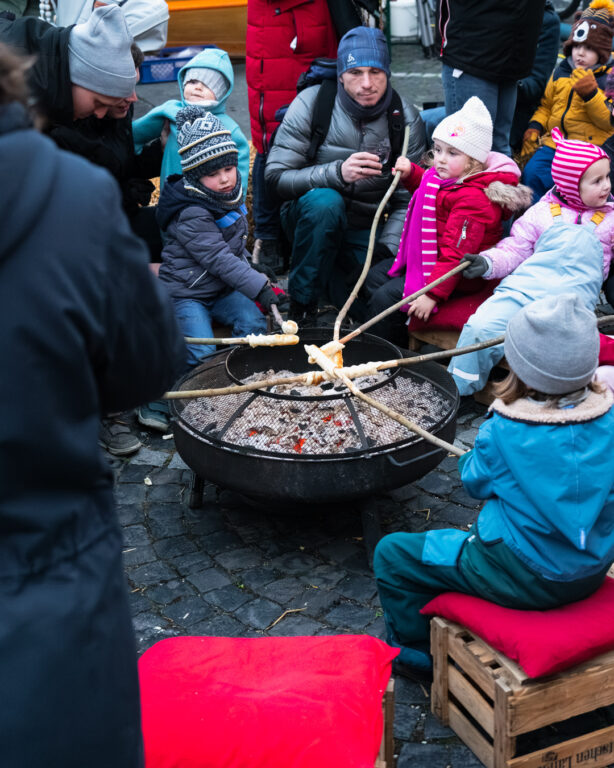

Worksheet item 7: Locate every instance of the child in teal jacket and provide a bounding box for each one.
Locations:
[374,293,614,681]
[133,47,250,194]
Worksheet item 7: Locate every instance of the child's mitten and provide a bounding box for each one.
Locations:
[521,128,541,160]
[571,68,599,100]
[462,253,491,279]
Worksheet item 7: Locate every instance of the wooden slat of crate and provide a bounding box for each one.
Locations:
[166,0,247,56]
[448,700,494,768]
[449,664,495,737]
[375,678,395,768]
[506,650,614,736]
[508,724,614,768]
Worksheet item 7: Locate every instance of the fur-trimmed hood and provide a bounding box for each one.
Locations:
[485,180,533,213]
[490,387,613,425]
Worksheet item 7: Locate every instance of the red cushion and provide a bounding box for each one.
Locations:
[139,635,398,768]
[409,281,498,333]
[421,578,614,678]
[599,333,614,365]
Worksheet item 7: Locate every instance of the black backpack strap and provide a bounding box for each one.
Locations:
[307,79,337,164]
[387,89,405,172]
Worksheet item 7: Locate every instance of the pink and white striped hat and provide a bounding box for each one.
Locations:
[550,126,608,208]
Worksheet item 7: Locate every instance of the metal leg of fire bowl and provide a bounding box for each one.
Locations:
[360,497,383,568]
[188,472,205,509]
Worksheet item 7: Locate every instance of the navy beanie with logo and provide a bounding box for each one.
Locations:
[336,26,390,78]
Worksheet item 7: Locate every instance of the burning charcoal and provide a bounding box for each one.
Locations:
[290,407,300,414]
[298,422,307,429]
[320,382,334,391]
[289,389,301,396]
[204,421,217,432]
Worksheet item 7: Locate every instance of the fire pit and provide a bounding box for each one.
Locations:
[170,329,459,507]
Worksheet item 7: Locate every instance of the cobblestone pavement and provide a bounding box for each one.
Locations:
[124,42,477,767]
[112,390,487,766]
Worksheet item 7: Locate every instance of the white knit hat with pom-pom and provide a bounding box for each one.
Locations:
[432,96,493,163]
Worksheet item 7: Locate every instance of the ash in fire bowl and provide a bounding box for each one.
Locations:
[180,368,452,456]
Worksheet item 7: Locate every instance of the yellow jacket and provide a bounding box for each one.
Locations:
[529,56,614,148]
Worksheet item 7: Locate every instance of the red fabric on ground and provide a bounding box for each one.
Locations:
[421,578,614,678]
[139,634,398,768]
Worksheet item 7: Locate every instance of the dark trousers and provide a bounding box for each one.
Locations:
[252,151,282,240]
[364,258,407,347]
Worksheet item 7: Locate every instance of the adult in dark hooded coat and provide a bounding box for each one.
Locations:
[0,44,185,768]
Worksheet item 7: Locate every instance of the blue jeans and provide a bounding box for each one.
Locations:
[441,64,517,156]
[174,292,267,367]
[252,151,282,240]
[280,188,375,307]
[420,105,446,145]
[522,145,556,204]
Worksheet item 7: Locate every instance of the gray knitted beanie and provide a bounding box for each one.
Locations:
[176,106,238,184]
[68,5,136,98]
[504,294,598,395]
[183,68,229,101]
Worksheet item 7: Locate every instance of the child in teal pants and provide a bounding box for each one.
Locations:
[374,293,614,679]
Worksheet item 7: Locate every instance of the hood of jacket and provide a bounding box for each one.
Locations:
[156,175,204,230]
[0,103,59,264]
[177,47,235,113]
[460,152,533,215]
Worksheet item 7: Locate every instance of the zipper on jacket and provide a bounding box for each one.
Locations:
[560,90,574,139]
[259,60,268,153]
[456,220,468,249]
[188,270,208,289]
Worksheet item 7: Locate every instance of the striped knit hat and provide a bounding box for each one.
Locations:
[563,0,614,65]
[176,106,238,185]
[550,127,608,208]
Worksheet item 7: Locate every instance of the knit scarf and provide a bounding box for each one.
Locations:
[183,169,243,217]
[336,81,393,122]
[388,167,454,311]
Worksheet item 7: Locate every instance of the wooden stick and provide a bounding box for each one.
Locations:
[184,334,299,347]
[334,124,411,342]
[338,260,470,346]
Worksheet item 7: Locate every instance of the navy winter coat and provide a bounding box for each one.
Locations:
[157,176,267,302]
[0,103,185,768]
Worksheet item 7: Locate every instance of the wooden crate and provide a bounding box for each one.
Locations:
[431,617,614,768]
[376,678,396,768]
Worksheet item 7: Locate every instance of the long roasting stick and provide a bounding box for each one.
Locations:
[333,124,411,342]
[184,333,299,347]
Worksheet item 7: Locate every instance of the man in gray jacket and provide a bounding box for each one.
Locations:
[265,26,426,323]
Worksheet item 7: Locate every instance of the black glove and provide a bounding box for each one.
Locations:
[256,284,279,310]
[125,178,155,208]
[251,261,278,283]
[462,253,489,279]
[276,292,290,313]
[372,242,394,265]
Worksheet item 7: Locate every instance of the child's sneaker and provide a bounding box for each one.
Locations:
[99,413,142,456]
[137,400,170,432]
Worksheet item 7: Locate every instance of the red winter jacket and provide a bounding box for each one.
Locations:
[245,0,338,154]
[397,153,530,302]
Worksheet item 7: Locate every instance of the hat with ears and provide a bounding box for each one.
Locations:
[504,294,599,395]
[68,4,136,98]
[431,96,493,164]
[562,0,614,66]
[550,126,608,208]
